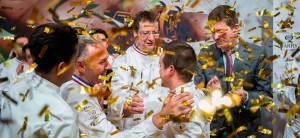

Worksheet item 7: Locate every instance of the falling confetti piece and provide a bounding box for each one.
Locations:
[164,50,175,55]
[107,96,119,107]
[2,92,17,105]
[17,117,28,135]
[75,100,89,111]
[110,129,121,135]
[38,105,50,121]
[25,63,38,73]
[22,89,30,102]
[144,110,154,119]
[44,0,59,10]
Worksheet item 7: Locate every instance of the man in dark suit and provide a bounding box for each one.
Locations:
[194,5,273,138]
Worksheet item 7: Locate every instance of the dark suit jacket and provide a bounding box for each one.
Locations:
[194,42,272,137]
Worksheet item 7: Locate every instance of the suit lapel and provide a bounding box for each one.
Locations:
[211,44,227,89]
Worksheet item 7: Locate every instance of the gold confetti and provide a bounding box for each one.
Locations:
[22,89,30,102]
[107,96,119,107]
[216,67,224,72]
[271,83,284,89]
[271,118,277,125]
[102,18,112,23]
[120,66,128,71]
[57,66,68,76]
[258,126,272,135]
[144,110,154,119]
[129,66,137,78]
[274,12,280,17]
[2,92,18,105]
[160,114,170,120]
[248,27,257,32]
[10,26,16,31]
[136,80,143,86]
[236,126,247,133]
[223,77,234,82]
[158,97,163,103]
[38,105,49,121]
[120,85,129,90]
[190,0,201,8]
[200,43,209,49]
[223,108,232,122]
[133,118,141,121]
[247,135,256,138]
[110,129,121,135]
[68,87,75,91]
[44,27,54,34]
[44,0,59,10]
[75,100,89,111]
[17,117,28,135]
[39,45,48,58]
[25,63,38,73]
[67,7,75,13]
[180,87,184,93]
[2,6,13,10]
[164,50,175,55]
[26,7,39,25]
[285,68,298,74]
[98,71,115,81]
[186,37,192,42]
[261,55,280,64]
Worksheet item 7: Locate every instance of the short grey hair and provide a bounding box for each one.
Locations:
[78,35,96,59]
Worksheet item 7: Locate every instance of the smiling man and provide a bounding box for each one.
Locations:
[194,5,272,138]
[108,11,166,130]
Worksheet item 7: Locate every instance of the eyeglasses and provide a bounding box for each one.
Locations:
[138,30,160,37]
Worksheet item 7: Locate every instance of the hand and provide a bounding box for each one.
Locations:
[16,61,26,75]
[123,95,144,117]
[229,89,247,101]
[153,92,194,129]
[207,76,221,89]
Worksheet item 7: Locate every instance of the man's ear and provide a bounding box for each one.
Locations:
[169,65,175,76]
[57,62,66,76]
[133,30,138,37]
[233,24,240,33]
[76,60,85,74]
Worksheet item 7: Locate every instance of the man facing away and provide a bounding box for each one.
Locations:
[194,5,272,138]
[0,23,80,138]
[60,35,195,137]
[157,40,210,137]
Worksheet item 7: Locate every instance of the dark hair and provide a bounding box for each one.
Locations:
[12,35,28,43]
[133,11,157,32]
[163,40,196,82]
[28,23,78,73]
[89,28,108,38]
[208,5,238,28]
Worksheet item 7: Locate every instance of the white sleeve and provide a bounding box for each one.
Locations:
[108,58,131,127]
[277,86,297,106]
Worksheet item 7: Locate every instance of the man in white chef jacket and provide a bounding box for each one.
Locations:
[108,10,166,130]
[0,35,28,108]
[156,40,210,137]
[0,23,80,138]
[60,35,196,137]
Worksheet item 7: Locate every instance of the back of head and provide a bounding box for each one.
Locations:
[208,5,238,28]
[89,28,108,38]
[163,40,196,82]
[133,11,157,32]
[28,23,78,73]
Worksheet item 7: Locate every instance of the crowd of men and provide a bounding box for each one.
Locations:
[0,4,299,138]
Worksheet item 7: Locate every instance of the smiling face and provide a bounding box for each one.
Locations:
[133,21,159,53]
[211,21,239,50]
[81,44,111,85]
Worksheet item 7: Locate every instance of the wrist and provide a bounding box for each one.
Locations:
[152,112,168,129]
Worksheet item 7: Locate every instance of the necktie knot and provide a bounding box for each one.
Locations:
[224,50,231,57]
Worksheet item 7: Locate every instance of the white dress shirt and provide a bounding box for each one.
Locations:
[60,74,162,138]
[0,72,79,138]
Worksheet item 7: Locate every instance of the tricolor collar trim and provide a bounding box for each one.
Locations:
[71,74,93,88]
[133,43,147,56]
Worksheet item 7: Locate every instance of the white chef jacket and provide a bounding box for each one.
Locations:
[0,72,79,138]
[0,58,22,92]
[276,86,300,138]
[109,44,168,130]
[0,58,29,108]
[159,82,210,138]
[60,74,162,137]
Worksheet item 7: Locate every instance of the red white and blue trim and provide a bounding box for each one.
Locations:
[71,74,93,88]
[132,43,147,56]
